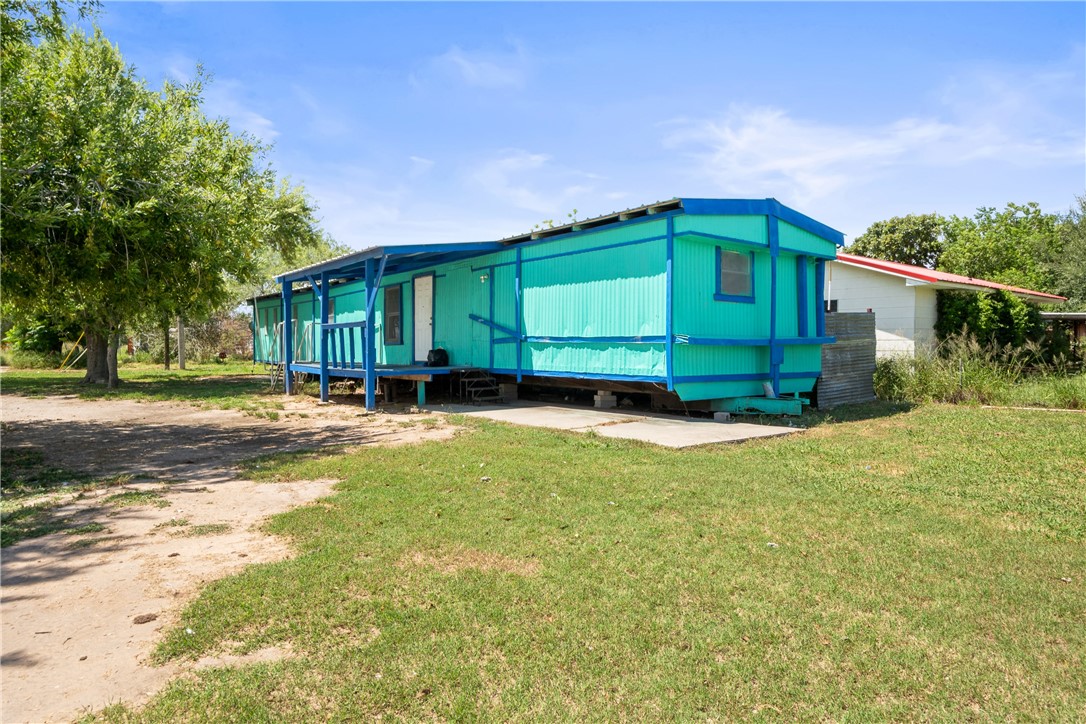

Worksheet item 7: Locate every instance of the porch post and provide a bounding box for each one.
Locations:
[364,258,377,411]
[282,281,294,394]
[767,210,782,397]
[318,271,330,403]
[515,247,523,383]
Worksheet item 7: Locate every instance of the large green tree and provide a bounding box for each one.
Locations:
[1049,196,1086,309]
[939,202,1060,292]
[846,214,946,268]
[2,8,319,386]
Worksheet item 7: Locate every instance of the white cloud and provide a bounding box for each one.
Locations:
[290,85,350,138]
[469,150,597,215]
[409,155,435,178]
[202,78,279,142]
[415,42,529,90]
[663,60,1084,206]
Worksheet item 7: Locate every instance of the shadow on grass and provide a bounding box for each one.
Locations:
[0,369,271,403]
[799,399,914,428]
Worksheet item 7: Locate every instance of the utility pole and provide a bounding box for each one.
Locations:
[177,315,186,370]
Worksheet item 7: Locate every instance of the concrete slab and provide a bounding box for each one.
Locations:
[590,417,797,448]
[429,402,800,448]
[436,402,641,430]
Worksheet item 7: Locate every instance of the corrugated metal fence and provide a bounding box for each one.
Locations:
[817,313,876,409]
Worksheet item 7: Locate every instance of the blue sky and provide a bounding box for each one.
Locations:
[93,2,1084,247]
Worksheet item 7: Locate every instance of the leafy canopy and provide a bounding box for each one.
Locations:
[1,18,321,339]
[846,214,946,268]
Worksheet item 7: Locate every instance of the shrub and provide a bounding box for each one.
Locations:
[873,332,1084,408]
[935,290,1045,350]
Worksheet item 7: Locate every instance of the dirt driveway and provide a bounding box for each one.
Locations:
[1,393,454,723]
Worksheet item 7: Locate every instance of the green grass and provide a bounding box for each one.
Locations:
[95,404,1084,721]
[0,362,285,417]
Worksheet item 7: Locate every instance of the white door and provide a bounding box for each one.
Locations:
[413,274,434,362]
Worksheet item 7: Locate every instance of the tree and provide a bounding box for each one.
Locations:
[1049,195,1086,309]
[847,214,946,268]
[2,16,320,386]
[938,202,1060,292]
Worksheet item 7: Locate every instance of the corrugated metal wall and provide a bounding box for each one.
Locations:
[817,312,877,409]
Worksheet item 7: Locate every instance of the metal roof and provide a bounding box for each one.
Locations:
[835,253,1066,304]
[275,197,845,284]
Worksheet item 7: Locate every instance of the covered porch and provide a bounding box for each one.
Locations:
[275,242,504,409]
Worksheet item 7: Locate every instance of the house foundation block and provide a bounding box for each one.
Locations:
[500,383,518,402]
[593,391,618,409]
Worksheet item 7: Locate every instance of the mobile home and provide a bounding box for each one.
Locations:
[252,198,843,414]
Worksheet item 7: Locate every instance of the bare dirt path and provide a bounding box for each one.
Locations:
[1,393,454,723]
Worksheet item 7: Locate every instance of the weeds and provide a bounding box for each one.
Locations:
[874,333,1086,408]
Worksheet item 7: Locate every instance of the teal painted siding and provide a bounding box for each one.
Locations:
[252,202,838,405]
[778,220,837,257]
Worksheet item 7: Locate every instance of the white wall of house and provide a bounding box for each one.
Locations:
[826,262,935,357]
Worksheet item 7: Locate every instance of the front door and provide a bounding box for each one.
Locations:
[413,274,434,363]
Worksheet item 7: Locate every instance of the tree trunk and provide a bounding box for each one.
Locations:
[82,328,121,387]
[163,323,170,370]
[177,315,186,370]
[83,330,110,384]
[106,331,120,388]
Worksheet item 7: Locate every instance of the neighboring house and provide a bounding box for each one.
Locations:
[826,253,1066,357]
[252,198,844,413]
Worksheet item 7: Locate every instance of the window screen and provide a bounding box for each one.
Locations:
[384,285,402,345]
[719,250,753,298]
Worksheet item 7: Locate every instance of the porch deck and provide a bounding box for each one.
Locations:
[288,363,475,381]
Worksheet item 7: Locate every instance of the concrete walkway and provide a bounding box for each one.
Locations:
[430,402,801,448]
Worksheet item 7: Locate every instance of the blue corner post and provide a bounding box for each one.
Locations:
[364,258,377,411]
[282,282,293,394]
[797,255,809,339]
[815,259,827,338]
[665,215,675,391]
[767,209,782,396]
[318,272,330,402]
[514,247,523,383]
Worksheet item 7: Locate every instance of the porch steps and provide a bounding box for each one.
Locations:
[460,369,502,404]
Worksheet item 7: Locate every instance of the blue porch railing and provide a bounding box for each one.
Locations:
[320,320,368,369]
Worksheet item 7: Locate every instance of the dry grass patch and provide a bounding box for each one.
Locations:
[401,546,541,577]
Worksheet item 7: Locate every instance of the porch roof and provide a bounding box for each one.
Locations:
[275,241,506,284]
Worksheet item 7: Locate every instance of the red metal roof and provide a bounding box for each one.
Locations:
[835,253,1066,303]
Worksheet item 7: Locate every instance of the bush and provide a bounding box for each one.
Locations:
[0,349,65,369]
[873,333,1084,408]
[935,290,1044,350]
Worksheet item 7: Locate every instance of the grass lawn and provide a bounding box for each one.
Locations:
[0,362,285,418]
[93,403,1085,721]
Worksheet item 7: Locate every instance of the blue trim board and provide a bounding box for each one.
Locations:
[665,215,675,391]
[675,335,834,347]
[469,314,520,340]
[282,282,293,393]
[515,247,523,383]
[364,258,377,410]
[676,230,766,251]
[797,255,809,338]
[290,363,822,387]
[678,198,845,246]
[501,210,679,252]
[815,259,827,338]
[767,214,781,395]
[674,370,822,384]
[319,271,330,402]
[483,234,667,270]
